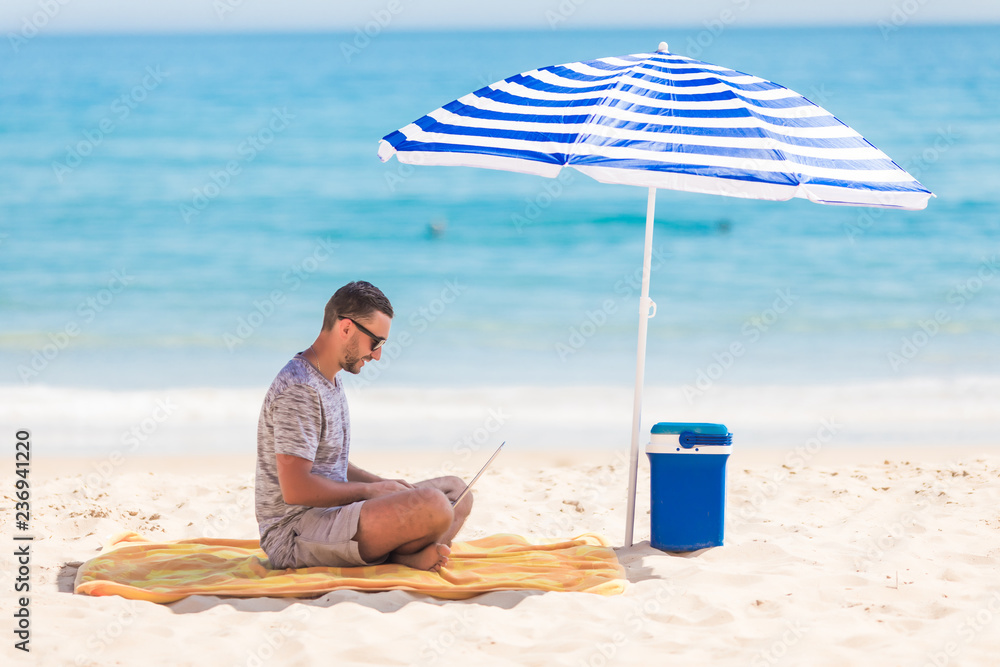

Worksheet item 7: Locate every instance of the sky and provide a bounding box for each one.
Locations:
[3,0,1000,34]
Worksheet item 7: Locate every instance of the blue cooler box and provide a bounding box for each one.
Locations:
[646,422,732,552]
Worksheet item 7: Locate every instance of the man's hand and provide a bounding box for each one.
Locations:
[414,477,466,503]
[364,480,412,499]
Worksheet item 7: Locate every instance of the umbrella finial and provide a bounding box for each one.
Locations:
[657,42,669,53]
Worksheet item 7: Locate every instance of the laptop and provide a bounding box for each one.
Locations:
[452,441,504,506]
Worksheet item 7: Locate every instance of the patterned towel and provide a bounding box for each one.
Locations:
[74,532,627,602]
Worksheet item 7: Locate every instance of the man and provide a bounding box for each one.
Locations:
[255,280,472,571]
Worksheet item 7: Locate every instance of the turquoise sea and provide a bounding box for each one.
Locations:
[1,27,998,393]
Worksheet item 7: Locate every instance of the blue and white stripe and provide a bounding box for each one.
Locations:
[378,45,932,210]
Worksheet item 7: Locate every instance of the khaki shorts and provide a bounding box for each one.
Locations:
[288,501,388,568]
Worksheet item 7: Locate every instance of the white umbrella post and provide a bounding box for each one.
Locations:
[624,186,658,547]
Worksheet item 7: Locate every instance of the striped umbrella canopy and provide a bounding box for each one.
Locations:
[378,41,931,209]
[377,42,933,546]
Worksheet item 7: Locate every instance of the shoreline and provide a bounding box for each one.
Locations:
[9,377,1000,461]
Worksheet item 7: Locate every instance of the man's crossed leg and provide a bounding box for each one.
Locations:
[354,476,473,571]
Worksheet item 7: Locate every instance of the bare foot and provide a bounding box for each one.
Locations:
[390,543,451,571]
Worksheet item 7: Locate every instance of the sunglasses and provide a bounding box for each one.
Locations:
[339,316,386,352]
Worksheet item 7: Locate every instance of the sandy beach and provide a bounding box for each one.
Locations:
[3,444,998,666]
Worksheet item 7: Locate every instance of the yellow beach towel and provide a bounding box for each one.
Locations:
[74,532,627,602]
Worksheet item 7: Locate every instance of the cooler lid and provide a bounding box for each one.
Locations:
[651,422,728,435]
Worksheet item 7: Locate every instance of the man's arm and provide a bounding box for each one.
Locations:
[348,462,416,489]
[276,454,408,507]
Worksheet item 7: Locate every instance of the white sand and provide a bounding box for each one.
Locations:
[3,448,999,666]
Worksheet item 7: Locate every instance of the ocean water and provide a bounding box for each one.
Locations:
[1,27,999,454]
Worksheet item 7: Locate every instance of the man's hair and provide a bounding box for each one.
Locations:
[322,281,393,331]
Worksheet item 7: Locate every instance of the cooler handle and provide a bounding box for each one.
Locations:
[679,431,733,449]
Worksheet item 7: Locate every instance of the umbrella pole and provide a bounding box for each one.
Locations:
[625,186,657,547]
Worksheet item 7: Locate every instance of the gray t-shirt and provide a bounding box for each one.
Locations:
[254,354,351,564]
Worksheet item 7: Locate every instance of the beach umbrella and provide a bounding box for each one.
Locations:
[377,42,932,547]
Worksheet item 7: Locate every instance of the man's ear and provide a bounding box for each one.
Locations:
[338,317,352,338]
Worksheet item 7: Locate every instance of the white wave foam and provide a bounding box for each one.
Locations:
[4,376,998,457]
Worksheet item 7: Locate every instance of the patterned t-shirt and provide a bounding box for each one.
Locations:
[254,354,351,565]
